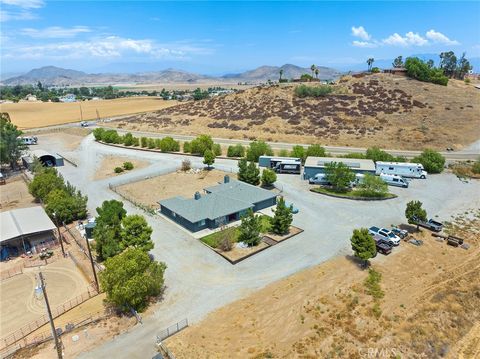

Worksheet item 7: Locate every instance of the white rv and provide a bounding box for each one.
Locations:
[375,161,427,179]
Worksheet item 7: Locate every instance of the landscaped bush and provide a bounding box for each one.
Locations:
[412,149,446,173]
[190,134,214,155]
[246,140,274,162]
[227,144,245,157]
[213,143,222,156]
[114,167,124,173]
[357,173,388,198]
[123,162,134,170]
[123,133,134,146]
[160,137,180,152]
[294,84,333,98]
[147,138,155,149]
[155,138,161,149]
[102,129,121,144]
[140,137,148,148]
[132,137,139,146]
[93,128,105,141]
[405,57,449,86]
[183,141,191,153]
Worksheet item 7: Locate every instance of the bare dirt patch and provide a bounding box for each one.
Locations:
[0,173,36,212]
[166,214,480,359]
[93,155,151,181]
[109,74,480,150]
[1,97,177,130]
[116,169,236,210]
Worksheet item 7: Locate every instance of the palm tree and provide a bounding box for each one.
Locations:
[314,68,319,79]
[310,64,316,77]
[279,69,284,81]
[367,58,375,72]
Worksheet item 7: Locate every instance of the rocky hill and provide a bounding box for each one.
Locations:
[223,64,340,81]
[111,73,480,150]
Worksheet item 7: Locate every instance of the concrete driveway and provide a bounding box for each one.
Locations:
[33,134,480,358]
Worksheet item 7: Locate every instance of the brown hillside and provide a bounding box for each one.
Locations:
[110,74,480,150]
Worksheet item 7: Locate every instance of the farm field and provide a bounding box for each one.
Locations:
[115,169,236,209]
[166,214,480,359]
[0,257,91,337]
[110,74,480,151]
[0,97,177,130]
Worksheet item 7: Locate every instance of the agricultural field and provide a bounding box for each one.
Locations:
[109,74,480,150]
[166,213,480,359]
[0,97,177,130]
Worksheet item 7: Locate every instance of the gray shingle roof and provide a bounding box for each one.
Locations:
[159,180,276,223]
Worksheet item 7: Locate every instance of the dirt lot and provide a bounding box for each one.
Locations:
[0,257,91,337]
[110,74,480,150]
[116,169,236,209]
[0,97,177,130]
[166,214,480,359]
[93,155,151,181]
[0,173,36,212]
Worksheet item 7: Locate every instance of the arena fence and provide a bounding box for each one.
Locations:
[156,318,188,342]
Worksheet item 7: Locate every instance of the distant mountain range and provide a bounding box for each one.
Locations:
[1,64,341,86]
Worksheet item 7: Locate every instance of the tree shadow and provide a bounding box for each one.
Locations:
[345,254,370,270]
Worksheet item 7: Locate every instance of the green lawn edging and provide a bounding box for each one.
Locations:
[310,187,397,201]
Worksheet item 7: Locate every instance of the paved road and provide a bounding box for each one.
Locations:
[32,133,480,358]
[25,120,480,161]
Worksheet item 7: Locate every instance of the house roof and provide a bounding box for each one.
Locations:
[159,179,276,223]
[0,206,56,244]
[304,156,376,171]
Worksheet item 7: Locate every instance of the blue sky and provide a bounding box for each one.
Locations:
[1,1,479,74]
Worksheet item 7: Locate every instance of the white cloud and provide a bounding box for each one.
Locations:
[2,36,214,60]
[426,29,459,45]
[0,8,37,21]
[21,26,92,38]
[352,40,377,48]
[382,32,428,47]
[0,0,44,8]
[351,26,371,41]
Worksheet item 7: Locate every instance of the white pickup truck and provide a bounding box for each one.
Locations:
[368,226,401,246]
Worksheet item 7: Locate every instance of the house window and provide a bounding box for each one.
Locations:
[199,219,205,226]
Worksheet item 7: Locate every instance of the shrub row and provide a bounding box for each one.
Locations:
[93,128,180,152]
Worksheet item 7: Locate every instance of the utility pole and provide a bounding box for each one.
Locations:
[79,103,83,122]
[85,236,99,292]
[38,272,63,359]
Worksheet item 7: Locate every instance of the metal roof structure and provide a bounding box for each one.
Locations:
[304,156,376,171]
[159,179,276,223]
[0,206,56,244]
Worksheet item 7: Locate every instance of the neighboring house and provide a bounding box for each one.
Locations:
[383,68,407,76]
[25,94,38,102]
[159,176,277,232]
[303,156,376,179]
[0,207,57,260]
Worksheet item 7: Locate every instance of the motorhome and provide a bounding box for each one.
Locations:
[274,160,301,174]
[379,174,409,188]
[375,161,427,179]
[20,136,37,145]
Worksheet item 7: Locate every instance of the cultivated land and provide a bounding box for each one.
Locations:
[115,169,236,210]
[0,97,177,130]
[109,74,480,150]
[0,174,35,212]
[93,155,151,180]
[166,214,480,359]
[0,257,91,337]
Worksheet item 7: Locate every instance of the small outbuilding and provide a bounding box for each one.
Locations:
[22,150,64,170]
[0,206,57,260]
[159,175,277,232]
[303,156,376,180]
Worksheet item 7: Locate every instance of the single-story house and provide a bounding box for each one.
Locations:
[383,68,407,76]
[303,156,376,180]
[159,176,277,232]
[22,150,64,170]
[0,206,57,260]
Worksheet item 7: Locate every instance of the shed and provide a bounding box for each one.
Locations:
[23,150,64,170]
[303,156,376,180]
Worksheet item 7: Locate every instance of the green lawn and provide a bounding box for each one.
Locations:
[311,186,396,199]
[200,215,272,248]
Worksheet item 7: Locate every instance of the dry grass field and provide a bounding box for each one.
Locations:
[110,74,480,150]
[0,174,36,212]
[93,155,151,180]
[166,212,480,359]
[0,257,91,337]
[0,97,177,130]
[115,169,236,209]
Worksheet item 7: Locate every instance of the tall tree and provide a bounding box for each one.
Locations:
[0,113,27,169]
[392,56,404,68]
[261,168,277,187]
[367,58,375,71]
[350,228,377,268]
[203,149,215,169]
[279,69,284,81]
[99,248,166,312]
[245,161,260,185]
[120,215,154,252]
[238,209,261,246]
[270,197,293,235]
[310,64,316,77]
[324,162,355,192]
[456,52,472,79]
[440,51,457,78]
[28,168,65,202]
[237,158,248,182]
[405,200,427,230]
[314,68,319,79]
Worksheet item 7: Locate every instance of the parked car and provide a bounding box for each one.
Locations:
[309,173,330,185]
[379,174,409,188]
[80,121,89,127]
[414,218,443,232]
[391,227,408,239]
[376,239,393,255]
[369,226,401,246]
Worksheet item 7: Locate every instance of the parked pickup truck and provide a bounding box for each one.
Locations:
[368,226,401,246]
[376,239,393,255]
[414,218,443,232]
